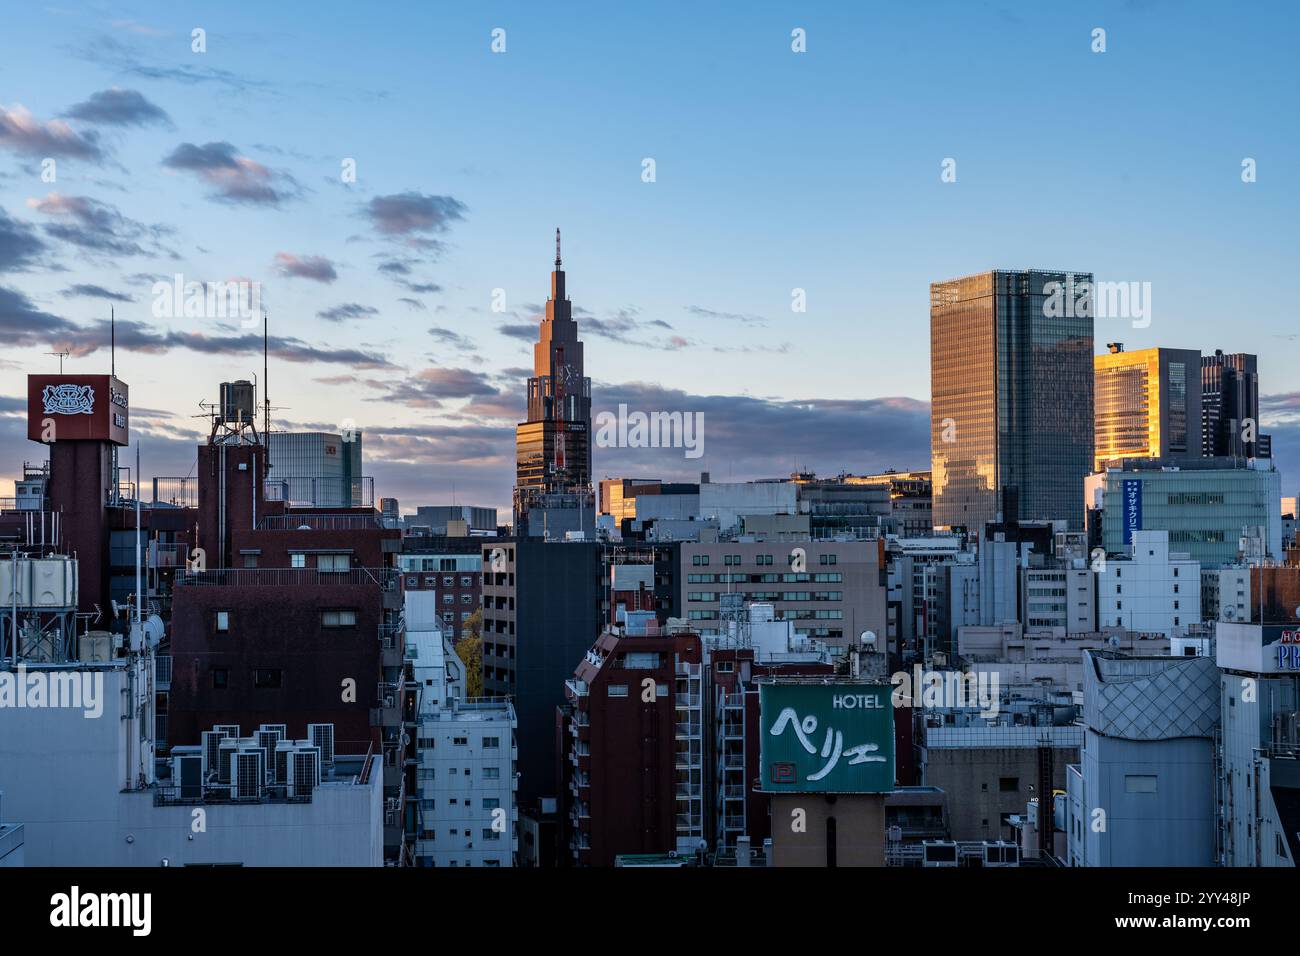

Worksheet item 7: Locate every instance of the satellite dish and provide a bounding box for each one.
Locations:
[1224,606,1236,621]
[143,614,165,648]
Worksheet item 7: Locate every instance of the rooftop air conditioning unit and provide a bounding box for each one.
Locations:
[171,753,203,800]
[922,840,959,868]
[308,723,336,765]
[983,841,1020,867]
[232,750,265,801]
[256,729,283,779]
[273,741,295,786]
[217,738,239,785]
[201,730,230,780]
[214,723,241,738]
[288,747,322,798]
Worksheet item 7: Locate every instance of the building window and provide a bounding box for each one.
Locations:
[215,610,230,633]
[483,737,500,749]
[291,553,306,569]
[483,767,500,780]
[318,553,350,572]
[715,661,734,673]
[253,668,282,689]
[999,777,1018,792]
[483,797,500,810]
[211,668,228,689]
[1125,774,1157,794]
[322,609,358,627]
[607,684,629,697]
[453,737,468,746]
[461,576,472,587]
[443,575,454,586]
[242,554,258,568]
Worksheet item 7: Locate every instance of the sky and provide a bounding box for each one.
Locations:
[2,1,1298,515]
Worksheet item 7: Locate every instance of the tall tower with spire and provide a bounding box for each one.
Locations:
[513,229,594,535]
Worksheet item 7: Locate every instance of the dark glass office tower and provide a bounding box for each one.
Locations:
[1202,350,1271,458]
[930,270,1094,531]
[513,230,594,533]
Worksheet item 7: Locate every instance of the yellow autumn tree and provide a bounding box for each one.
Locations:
[455,608,484,698]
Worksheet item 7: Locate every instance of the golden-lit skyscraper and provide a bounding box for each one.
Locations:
[513,230,593,533]
[1094,344,1203,471]
[929,270,1094,531]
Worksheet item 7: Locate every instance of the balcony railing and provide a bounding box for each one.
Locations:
[176,567,397,589]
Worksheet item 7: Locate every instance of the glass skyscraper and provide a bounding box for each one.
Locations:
[930,269,1094,531]
[1094,345,1202,471]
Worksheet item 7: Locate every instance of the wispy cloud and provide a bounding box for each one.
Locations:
[62,87,172,128]
[363,192,467,237]
[317,302,378,322]
[163,141,299,205]
[0,104,103,161]
[60,283,134,303]
[274,252,337,283]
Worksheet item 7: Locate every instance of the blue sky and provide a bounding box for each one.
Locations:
[2,1,1297,512]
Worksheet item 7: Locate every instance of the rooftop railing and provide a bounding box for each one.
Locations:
[176,566,397,589]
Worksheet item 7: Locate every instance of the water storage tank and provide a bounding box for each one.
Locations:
[30,558,77,607]
[0,557,77,607]
[219,380,257,424]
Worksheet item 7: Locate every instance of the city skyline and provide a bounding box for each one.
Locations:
[2,2,1298,514]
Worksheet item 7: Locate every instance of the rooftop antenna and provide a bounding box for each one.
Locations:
[555,227,562,269]
[263,310,270,446]
[46,350,69,373]
[111,306,115,377]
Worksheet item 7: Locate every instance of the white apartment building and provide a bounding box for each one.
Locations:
[1097,530,1200,637]
[405,591,518,867]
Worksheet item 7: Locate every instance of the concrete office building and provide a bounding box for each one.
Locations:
[1067,651,1220,867]
[1097,530,1200,637]
[699,479,798,535]
[267,430,367,507]
[412,505,498,536]
[930,270,1094,531]
[1023,566,1096,634]
[1094,344,1202,471]
[1097,457,1283,566]
[680,538,888,652]
[958,624,1171,698]
[841,471,934,536]
[921,717,1083,844]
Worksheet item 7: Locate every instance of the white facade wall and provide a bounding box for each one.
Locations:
[1097,531,1200,637]
[0,667,381,866]
[699,481,797,533]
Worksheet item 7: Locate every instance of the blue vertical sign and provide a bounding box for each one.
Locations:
[1122,479,1142,545]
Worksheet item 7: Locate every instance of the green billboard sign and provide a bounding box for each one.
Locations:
[758,683,894,793]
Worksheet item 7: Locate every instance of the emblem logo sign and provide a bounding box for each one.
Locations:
[42,384,95,416]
